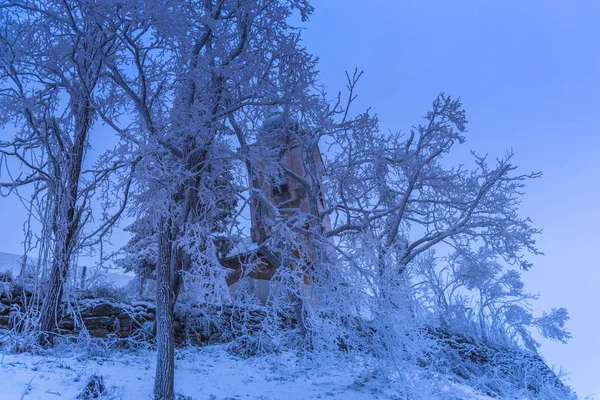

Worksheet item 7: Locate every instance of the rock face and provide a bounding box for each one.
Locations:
[426,328,570,398]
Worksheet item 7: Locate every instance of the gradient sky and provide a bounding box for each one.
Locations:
[0,0,598,397]
[300,1,600,397]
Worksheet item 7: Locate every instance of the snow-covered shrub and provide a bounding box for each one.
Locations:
[70,331,111,357]
[80,284,130,303]
[0,270,11,283]
[226,334,278,359]
[1,287,43,353]
[77,374,108,399]
[175,394,194,400]
[0,282,9,298]
[2,315,40,354]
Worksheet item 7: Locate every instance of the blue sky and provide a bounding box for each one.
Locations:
[300,0,600,396]
[0,0,598,397]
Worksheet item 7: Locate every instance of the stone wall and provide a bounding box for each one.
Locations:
[0,284,157,340]
[0,283,291,345]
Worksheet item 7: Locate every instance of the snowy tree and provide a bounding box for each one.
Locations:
[411,247,571,351]
[100,1,320,398]
[296,77,568,371]
[0,1,571,397]
[0,0,131,345]
[324,91,542,302]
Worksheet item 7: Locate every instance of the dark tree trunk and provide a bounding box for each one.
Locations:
[154,217,175,400]
[38,256,68,346]
[38,219,76,346]
[37,97,90,345]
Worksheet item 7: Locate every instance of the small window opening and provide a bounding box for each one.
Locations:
[316,183,326,208]
[272,182,289,196]
[271,169,289,196]
[318,190,326,208]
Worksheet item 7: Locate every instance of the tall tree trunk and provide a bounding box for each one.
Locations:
[37,98,89,345]
[38,201,77,346]
[154,217,175,400]
[38,255,68,346]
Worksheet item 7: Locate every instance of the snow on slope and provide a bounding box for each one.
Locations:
[0,343,493,400]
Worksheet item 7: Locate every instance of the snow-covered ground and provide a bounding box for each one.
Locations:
[0,342,492,400]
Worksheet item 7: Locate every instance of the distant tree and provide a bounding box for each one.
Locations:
[412,247,571,351]
[116,167,237,281]
[114,216,158,294]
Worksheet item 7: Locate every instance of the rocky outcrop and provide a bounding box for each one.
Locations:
[426,327,570,398]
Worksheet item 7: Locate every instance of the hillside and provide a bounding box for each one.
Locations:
[0,289,574,399]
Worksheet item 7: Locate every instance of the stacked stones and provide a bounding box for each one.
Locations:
[0,283,33,330]
[0,285,288,346]
[58,300,156,338]
[0,283,10,328]
[0,284,158,339]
